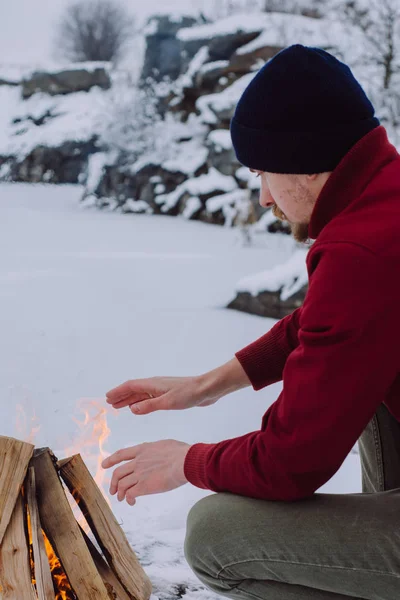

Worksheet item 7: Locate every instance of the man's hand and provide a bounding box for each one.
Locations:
[101,440,192,506]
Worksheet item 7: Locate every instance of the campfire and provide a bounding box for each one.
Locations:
[0,436,152,599]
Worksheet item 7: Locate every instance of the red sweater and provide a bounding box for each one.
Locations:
[183,126,400,501]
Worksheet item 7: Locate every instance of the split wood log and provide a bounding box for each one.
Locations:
[26,467,54,600]
[59,455,152,600]
[32,448,110,600]
[0,436,34,544]
[0,493,36,599]
[80,527,132,600]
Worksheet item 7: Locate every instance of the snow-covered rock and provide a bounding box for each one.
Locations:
[196,72,255,124]
[156,167,237,216]
[22,64,111,99]
[227,248,309,317]
[204,188,253,227]
[206,128,237,176]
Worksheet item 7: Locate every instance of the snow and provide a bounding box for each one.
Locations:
[206,189,247,213]
[157,168,237,212]
[186,167,236,195]
[0,84,107,158]
[85,153,109,195]
[0,64,30,84]
[206,189,251,227]
[177,11,346,54]
[236,13,345,55]
[32,61,112,74]
[155,183,166,194]
[236,166,261,190]
[196,72,254,124]
[0,183,362,598]
[0,162,11,180]
[181,196,202,219]
[176,46,209,89]
[123,199,153,213]
[177,13,265,41]
[0,61,110,87]
[128,114,208,177]
[207,129,232,151]
[198,59,230,75]
[251,208,278,231]
[236,247,309,301]
[163,140,208,176]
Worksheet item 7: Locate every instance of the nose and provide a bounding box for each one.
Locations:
[259,177,275,208]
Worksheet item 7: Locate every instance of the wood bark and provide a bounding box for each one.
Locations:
[59,455,152,600]
[80,527,133,600]
[26,467,54,600]
[0,436,34,544]
[0,493,36,599]
[32,448,110,600]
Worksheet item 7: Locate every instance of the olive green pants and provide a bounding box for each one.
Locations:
[184,402,400,599]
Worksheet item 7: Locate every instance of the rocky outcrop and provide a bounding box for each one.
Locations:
[0,77,19,87]
[227,248,309,318]
[179,29,262,67]
[90,161,191,213]
[141,15,200,83]
[22,66,111,99]
[0,11,342,236]
[228,44,282,74]
[227,286,306,319]
[6,139,98,184]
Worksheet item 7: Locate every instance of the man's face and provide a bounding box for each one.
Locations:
[250,170,331,243]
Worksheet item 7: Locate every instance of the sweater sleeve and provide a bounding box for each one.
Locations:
[184,243,400,501]
[234,307,302,390]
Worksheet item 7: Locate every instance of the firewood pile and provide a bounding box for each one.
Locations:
[0,436,152,600]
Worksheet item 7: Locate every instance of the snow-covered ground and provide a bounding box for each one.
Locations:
[0,183,361,599]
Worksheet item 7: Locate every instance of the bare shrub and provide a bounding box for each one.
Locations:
[56,0,135,64]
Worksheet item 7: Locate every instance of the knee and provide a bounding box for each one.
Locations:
[184,493,225,573]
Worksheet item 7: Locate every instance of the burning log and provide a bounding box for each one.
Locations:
[59,455,152,600]
[31,448,113,600]
[0,438,152,600]
[26,467,56,600]
[0,493,36,599]
[80,527,132,600]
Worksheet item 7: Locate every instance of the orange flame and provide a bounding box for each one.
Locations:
[27,510,75,599]
[65,398,112,507]
[16,404,41,444]
[43,532,75,600]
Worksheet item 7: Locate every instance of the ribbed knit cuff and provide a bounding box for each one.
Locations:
[235,325,289,390]
[183,443,217,490]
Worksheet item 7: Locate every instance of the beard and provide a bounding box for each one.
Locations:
[271,203,310,244]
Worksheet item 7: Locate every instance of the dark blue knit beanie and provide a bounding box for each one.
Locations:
[230,44,380,174]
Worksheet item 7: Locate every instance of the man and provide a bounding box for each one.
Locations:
[102,45,400,599]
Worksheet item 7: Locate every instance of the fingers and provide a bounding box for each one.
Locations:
[109,460,135,495]
[102,446,138,469]
[115,472,139,502]
[106,380,156,409]
[108,459,142,505]
[106,380,135,400]
[130,394,169,415]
